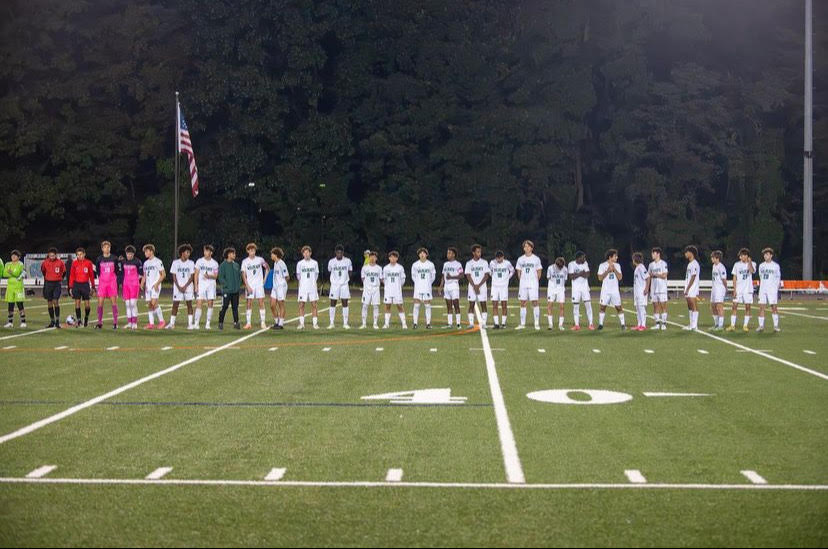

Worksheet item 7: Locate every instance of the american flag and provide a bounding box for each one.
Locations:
[177,104,199,197]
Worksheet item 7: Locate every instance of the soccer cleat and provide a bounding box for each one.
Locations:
[327,324,335,330]
[233,323,240,329]
[660,324,666,331]
[469,324,475,330]
[164,323,174,330]
[534,325,540,330]
[157,321,166,329]
[725,326,735,332]
[54,323,61,329]
[260,322,267,329]
[682,325,694,331]
[756,327,764,332]
[373,324,379,330]
[588,325,595,331]
[426,324,432,329]
[218,323,223,330]
[620,325,627,331]
[597,324,604,330]
[570,325,580,331]
[773,327,781,332]
[112,324,117,330]
[401,324,408,330]
[19,322,26,328]
[3,322,12,328]
[515,325,526,330]
[204,324,211,330]
[144,324,155,330]
[492,324,499,330]
[343,324,350,330]
[742,326,750,332]
[412,324,418,329]
[270,324,280,330]
[187,325,195,331]
[548,326,554,331]
[193,325,200,330]
[382,324,389,329]
[312,324,319,330]
[243,323,252,330]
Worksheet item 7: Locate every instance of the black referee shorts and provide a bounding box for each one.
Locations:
[43,280,62,301]
[71,282,91,301]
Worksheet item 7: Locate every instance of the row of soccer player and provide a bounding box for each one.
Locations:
[7,239,782,333]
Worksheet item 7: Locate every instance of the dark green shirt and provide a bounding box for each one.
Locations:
[218,260,241,293]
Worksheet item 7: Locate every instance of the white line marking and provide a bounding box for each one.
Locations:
[736,349,773,353]
[642,392,712,397]
[264,468,286,481]
[469,347,505,351]
[161,346,172,351]
[804,350,817,355]
[146,467,173,480]
[0,309,330,445]
[3,345,16,350]
[2,477,826,491]
[322,347,331,352]
[0,327,54,341]
[375,347,384,352]
[625,469,647,484]
[106,346,119,351]
[592,349,601,354]
[538,349,546,353]
[385,468,403,482]
[25,465,56,478]
[624,308,828,381]
[268,347,279,352]
[778,307,808,311]
[741,470,768,484]
[430,348,437,352]
[644,349,654,354]
[779,311,828,321]
[697,349,709,354]
[54,346,67,350]
[474,303,524,484]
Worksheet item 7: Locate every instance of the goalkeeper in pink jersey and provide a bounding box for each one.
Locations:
[121,245,143,330]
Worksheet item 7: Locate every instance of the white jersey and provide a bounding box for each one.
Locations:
[382,263,406,294]
[731,261,756,294]
[327,257,353,286]
[465,258,490,285]
[241,256,267,287]
[412,260,436,289]
[442,260,463,290]
[647,260,668,296]
[171,258,195,290]
[271,259,289,285]
[758,261,781,293]
[489,259,514,287]
[685,259,700,293]
[361,264,383,291]
[568,260,590,294]
[711,263,728,292]
[516,254,542,289]
[195,257,219,286]
[296,259,320,290]
[633,264,648,297]
[546,264,568,290]
[143,257,164,288]
[598,261,621,294]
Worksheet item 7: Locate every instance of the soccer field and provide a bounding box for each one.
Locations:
[0,297,826,546]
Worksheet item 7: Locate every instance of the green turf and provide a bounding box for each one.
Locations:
[0,296,826,546]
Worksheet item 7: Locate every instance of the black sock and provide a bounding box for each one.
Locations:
[48,306,55,322]
[75,307,81,320]
[55,305,60,322]
[84,307,90,324]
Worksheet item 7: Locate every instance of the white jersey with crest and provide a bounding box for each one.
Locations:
[647,260,668,296]
[171,258,195,288]
[382,263,406,296]
[296,259,320,290]
[731,261,756,294]
[361,264,383,291]
[465,258,490,285]
[758,261,781,293]
[516,254,542,289]
[328,257,353,286]
[547,264,568,290]
[568,260,590,294]
[489,259,514,287]
[195,257,219,286]
[441,260,463,290]
[241,256,267,287]
[685,259,700,294]
[598,261,621,294]
[271,259,289,285]
[633,264,648,301]
[411,260,436,290]
[143,257,165,288]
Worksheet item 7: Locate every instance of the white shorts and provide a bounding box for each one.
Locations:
[571,287,591,303]
[270,283,288,301]
[491,286,509,302]
[758,290,778,305]
[518,286,539,302]
[650,292,668,303]
[362,289,380,305]
[173,287,194,302]
[384,292,403,305]
[600,291,621,307]
[298,286,319,302]
[733,290,754,304]
[685,287,699,298]
[329,283,350,300]
[246,285,265,300]
[547,287,565,303]
[468,283,488,302]
[710,287,726,303]
[413,288,432,301]
[443,286,460,300]
[196,285,216,301]
[145,286,161,301]
[634,293,647,307]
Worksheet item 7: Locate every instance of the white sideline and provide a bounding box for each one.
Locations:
[779,311,828,321]
[0,309,330,446]
[474,303,525,484]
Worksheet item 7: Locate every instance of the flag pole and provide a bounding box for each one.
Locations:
[174,91,180,257]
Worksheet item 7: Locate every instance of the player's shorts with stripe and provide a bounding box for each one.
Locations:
[122,284,140,301]
[468,283,487,302]
[599,290,621,307]
[650,291,668,303]
[733,290,754,304]
[270,283,287,301]
[70,282,91,301]
[443,286,459,300]
[758,289,777,305]
[710,287,726,303]
[245,284,265,300]
[413,287,432,301]
[547,287,565,303]
[298,286,319,302]
[329,283,350,300]
[97,281,117,299]
[43,280,62,301]
[571,287,591,303]
[518,286,539,302]
[362,289,380,306]
[490,286,509,302]
[197,284,217,301]
[685,287,699,298]
[634,293,647,307]
[145,286,161,301]
[173,288,194,301]
[383,291,403,305]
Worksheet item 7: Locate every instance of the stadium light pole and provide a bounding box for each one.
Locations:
[174,91,180,257]
[804,0,813,280]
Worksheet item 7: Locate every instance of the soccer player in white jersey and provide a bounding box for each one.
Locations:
[382,251,408,329]
[597,249,626,330]
[360,251,383,329]
[140,244,166,329]
[645,247,669,330]
[489,251,514,329]
[632,252,649,330]
[241,243,269,329]
[757,247,782,332]
[568,250,594,330]
[438,247,463,328]
[193,244,219,329]
[709,250,727,330]
[327,245,353,329]
[411,247,436,329]
[296,245,320,329]
[515,240,542,330]
[269,247,289,330]
[545,257,567,330]
[726,248,756,332]
[167,244,195,329]
[683,245,701,330]
[465,244,490,328]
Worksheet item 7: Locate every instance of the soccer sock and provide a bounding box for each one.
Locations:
[259,309,265,324]
[329,307,335,325]
[618,313,625,327]
[533,306,540,326]
[413,303,420,324]
[206,308,213,325]
[772,313,779,327]
[691,311,698,327]
[731,314,737,327]
[362,304,368,325]
[148,309,155,324]
[585,303,593,325]
[558,315,564,328]
[482,312,487,325]
[384,312,391,326]
[278,316,284,326]
[743,315,750,328]
[7,304,13,324]
[661,312,667,325]
[112,305,118,326]
[190,313,196,327]
[194,308,202,325]
[343,306,349,325]
[547,314,553,327]
[373,306,379,325]
[299,316,305,327]
[758,316,765,328]
[599,311,605,326]
[573,303,580,326]
[97,306,103,324]
[55,306,60,323]
[398,312,406,326]
[519,307,526,326]
[246,309,252,325]
[18,305,25,323]
[425,304,432,324]
[76,306,81,321]
[447,313,453,326]
[170,313,176,326]
[718,315,725,328]
[312,314,318,327]
[155,306,164,323]
[468,313,475,325]
[493,314,499,326]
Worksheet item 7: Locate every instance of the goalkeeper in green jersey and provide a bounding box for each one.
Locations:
[3,250,27,328]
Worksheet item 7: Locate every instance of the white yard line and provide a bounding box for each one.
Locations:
[385,468,404,482]
[2,477,825,491]
[642,392,712,397]
[145,467,173,480]
[0,309,329,446]
[0,327,54,341]
[474,303,525,484]
[264,468,286,481]
[624,469,647,484]
[741,470,768,485]
[623,308,828,381]
[25,465,56,478]
[779,311,828,321]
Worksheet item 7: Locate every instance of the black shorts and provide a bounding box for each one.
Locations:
[71,282,91,300]
[43,280,62,301]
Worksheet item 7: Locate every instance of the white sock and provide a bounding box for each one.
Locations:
[246,310,252,325]
[425,304,432,324]
[299,316,305,327]
[187,314,193,327]
[362,305,368,324]
[468,313,474,325]
[259,309,265,324]
[547,315,553,327]
[520,307,526,326]
[661,312,667,325]
[329,307,336,325]
[501,312,507,326]
[155,307,164,323]
[373,306,379,325]
[148,309,155,324]
[170,314,176,326]
[772,313,778,327]
[691,311,698,327]
[312,315,318,327]
[493,314,499,325]
[343,306,349,325]
[718,315,724,328]
[618,313,625,327]
[398,312,406,325]
[599,311,605,326]
[533,306,540,326]
[447,313,453,326]
[743,315,750,328]
[194,308,202,325]
[731,314,737,327]
[559,315,564,328]
[206,308,213,324]
[482,312,487,324]
[759,316,765,328]
[585,303,593,325]
[384,313,391,326]
[573,303,580,326]
[413,303,420,324]
[712,314,719,327]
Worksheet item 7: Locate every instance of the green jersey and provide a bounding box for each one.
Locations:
[4,261,25,303]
